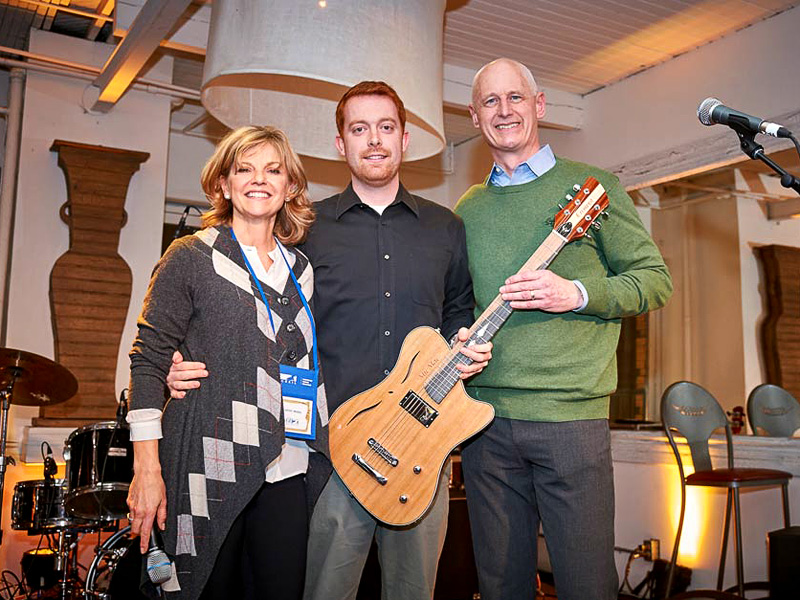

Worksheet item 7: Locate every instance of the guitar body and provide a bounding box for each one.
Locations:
[329,326,495,526]
[330,177,610,527]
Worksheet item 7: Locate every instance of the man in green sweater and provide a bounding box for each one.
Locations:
[454,58,672,600]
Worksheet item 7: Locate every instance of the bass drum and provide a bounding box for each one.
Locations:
[85,526,150,600]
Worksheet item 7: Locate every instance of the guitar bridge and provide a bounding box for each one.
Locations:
[352,454,388,485]
[368,438,399,466]
[400,391,439,428]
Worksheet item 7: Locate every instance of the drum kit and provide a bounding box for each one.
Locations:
[1,348,148,599]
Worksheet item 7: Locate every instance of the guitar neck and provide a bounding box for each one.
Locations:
[424,229,568,403]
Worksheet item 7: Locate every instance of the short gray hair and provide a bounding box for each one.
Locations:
[471,58,539,104]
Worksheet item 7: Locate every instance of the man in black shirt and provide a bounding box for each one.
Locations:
[167,81,492,600]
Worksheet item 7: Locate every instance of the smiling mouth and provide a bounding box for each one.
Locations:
[246,191,272,199]
[496,122,520,130]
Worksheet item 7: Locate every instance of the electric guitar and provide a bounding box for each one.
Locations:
[329,176,610,525]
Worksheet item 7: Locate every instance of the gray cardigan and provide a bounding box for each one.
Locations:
[129,225,331,599]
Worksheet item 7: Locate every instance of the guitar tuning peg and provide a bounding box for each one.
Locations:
[584,232,592,240]
[592,222,602,230]
[572,184,581,192]
[557,203,564,210]
[601,211,610,218]
[565,194,573,201]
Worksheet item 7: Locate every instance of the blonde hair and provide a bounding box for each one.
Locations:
[200,126,314,245]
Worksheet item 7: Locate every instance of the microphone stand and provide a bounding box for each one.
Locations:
[0,373,19,547]
[735,128,800,196]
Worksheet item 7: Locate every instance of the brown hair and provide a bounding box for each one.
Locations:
[335,81,407,136]
[200,126,313,245]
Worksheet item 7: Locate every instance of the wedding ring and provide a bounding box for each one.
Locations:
[529,290,535,300]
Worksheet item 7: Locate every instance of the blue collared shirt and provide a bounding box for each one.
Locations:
[488,144,556,187]
[487,144,588,311]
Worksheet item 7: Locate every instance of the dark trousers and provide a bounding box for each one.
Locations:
[461,417,618,600]
[200,474,308,600]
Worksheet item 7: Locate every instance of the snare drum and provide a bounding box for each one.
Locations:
[85,526,151,600]
[11,479,71,532]
[64,422,133,521]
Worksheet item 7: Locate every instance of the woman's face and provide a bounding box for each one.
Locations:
[220,143,290,226]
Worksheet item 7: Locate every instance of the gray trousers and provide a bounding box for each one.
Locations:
[461,417,617,600]
[303,466,450,600]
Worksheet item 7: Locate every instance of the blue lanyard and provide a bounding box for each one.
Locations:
[231,229,318,380]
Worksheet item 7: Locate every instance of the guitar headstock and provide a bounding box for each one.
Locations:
[553,176,609,241]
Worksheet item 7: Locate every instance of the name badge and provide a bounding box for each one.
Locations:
[279,364,317,440]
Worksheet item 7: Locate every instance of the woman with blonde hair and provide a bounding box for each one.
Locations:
[127,125,330,599]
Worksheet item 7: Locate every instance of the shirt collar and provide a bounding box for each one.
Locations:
[335,182,419,219]
[488,144,556,187]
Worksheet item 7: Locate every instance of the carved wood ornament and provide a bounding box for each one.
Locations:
[36,140,149,427]
[754,244,800,400]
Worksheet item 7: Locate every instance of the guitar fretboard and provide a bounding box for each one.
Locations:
[423,230,568,404]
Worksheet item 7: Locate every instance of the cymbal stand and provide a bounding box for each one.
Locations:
[55,528,82,600]
[0,370,20,547]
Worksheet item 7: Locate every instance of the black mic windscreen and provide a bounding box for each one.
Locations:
[697,97,722,126]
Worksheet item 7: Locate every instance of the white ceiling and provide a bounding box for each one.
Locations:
[1,0,798,145]
[444,0,799,95]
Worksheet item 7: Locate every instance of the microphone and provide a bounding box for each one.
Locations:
[116,388,128,425]
[42,443,57,483]
[145,528,172,585]
[697,97,792,138]
[172,205,191,240]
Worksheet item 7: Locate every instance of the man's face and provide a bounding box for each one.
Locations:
[336,94,409,188]
[469,61,545,162]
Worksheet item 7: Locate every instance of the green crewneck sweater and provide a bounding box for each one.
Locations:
[454,157,672,422]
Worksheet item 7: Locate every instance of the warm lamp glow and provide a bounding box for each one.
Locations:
[665,448,711,567]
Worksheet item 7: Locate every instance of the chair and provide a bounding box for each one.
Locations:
[661,381,792,598]
[746,384,800,437]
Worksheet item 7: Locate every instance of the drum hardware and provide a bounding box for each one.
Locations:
[0,348,77,548]
[85,526,151,600]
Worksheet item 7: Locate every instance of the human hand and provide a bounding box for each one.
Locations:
[500,270,582,313]
[166,350,207,399]
[127,441,167,553]
[454,327,493,379]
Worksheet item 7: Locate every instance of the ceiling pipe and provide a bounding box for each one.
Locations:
[0,69,25,345]
[0,46,201,100]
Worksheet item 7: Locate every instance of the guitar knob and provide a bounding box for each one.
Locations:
[572,184,581,192]
[399,495,408,504]
[413,465,422,474]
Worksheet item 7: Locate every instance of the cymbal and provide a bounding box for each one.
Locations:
[0,348,78,406]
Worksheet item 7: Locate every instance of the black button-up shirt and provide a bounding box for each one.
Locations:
[301,183,474,413]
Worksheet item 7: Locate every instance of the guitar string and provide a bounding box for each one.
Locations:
[365,237,566,468]
[359,193,606,476]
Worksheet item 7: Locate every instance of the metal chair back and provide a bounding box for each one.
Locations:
[661,381,733,473]
[747,384,800,437]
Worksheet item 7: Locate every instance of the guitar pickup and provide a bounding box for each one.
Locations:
[368,438,399,466]
[400,391,439,427]
[352,453,388,485]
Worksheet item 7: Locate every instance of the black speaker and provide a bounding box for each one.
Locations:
[768,526,800,600]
